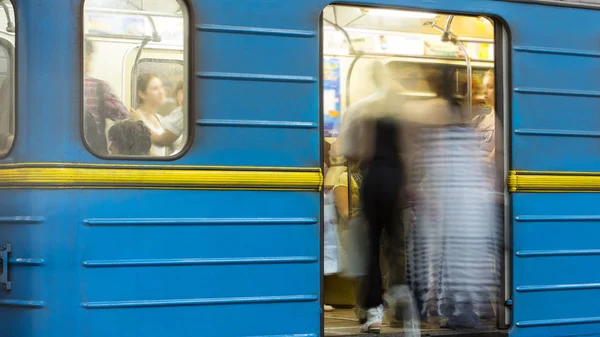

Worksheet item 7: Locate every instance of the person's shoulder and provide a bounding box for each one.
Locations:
[85,76,105,85]
[347,93,384,114]
[87,77,114,93]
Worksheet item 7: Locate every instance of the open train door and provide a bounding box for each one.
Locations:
[316,0,600,336]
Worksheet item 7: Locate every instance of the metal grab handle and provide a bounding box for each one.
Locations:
[0,243,11,290]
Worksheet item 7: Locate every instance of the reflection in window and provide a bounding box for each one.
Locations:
[0,1,14,157]
[83,0,188,158]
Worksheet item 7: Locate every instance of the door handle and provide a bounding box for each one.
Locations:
[0,243,11,290]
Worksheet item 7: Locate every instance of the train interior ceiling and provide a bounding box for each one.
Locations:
[321,5,502,336]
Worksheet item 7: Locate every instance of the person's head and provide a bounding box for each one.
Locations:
[175,80,184,107]
[84,38,94,74]
[108,119,152,156]
[137,73,165,109]
[483,70,495,108]
[426,71,445,97]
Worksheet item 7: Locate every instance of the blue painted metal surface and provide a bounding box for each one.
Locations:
[1,0,600,336]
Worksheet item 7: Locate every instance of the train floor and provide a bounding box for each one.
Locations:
[324,308,504,337]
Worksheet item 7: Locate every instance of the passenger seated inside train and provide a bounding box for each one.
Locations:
[83,38,132,155]
[131,80,185,155]
[108,119,152,156]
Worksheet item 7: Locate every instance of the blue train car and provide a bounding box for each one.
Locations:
[0,0,600,336]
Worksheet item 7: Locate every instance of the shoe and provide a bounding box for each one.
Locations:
[361,305,383,334]
[324,304,335,312]
[385,285,421,337]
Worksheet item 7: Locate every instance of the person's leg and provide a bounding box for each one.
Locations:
[384,205,406,328]
[380,171,420,337]
[360,169,385,333]
[354,277,367,323]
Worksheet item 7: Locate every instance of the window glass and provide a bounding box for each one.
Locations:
[0,1,14,157]
[83,0,189,158]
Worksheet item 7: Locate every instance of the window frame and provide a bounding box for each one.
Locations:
[0,8,16,160]
[79,0,195,161]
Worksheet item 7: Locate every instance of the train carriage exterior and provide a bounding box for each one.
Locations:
[1,0,600,336]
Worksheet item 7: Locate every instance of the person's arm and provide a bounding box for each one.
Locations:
[154,108,184,146]
[128,108,180,146]
[333,184,350,221]
[151,130,179,146]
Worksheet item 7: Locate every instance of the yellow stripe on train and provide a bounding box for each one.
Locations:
[0,163,323,191]
[509,170,600,192]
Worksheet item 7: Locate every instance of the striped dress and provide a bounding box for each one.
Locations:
[409,125,499,327]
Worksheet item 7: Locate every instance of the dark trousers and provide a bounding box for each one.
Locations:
[360,165,405,309]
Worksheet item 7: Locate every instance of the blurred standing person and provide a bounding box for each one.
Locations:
[406,69,498,329]
[338,61,419,335]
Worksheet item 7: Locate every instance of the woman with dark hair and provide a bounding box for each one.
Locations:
[133,73,167,156]
[132,79,185,156]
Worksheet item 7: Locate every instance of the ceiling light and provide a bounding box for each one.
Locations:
[368,8,437,19]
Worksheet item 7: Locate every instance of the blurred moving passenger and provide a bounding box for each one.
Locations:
[108,120,152,156]
[407,70,498,329]
[338,61,419,336]
[84,38,131,155]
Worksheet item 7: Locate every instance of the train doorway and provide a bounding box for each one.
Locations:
[320,4,508,336]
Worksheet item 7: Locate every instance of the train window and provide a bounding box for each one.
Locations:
[322,6,504,336]
[0,1,14,158]
[83,0,189,158]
